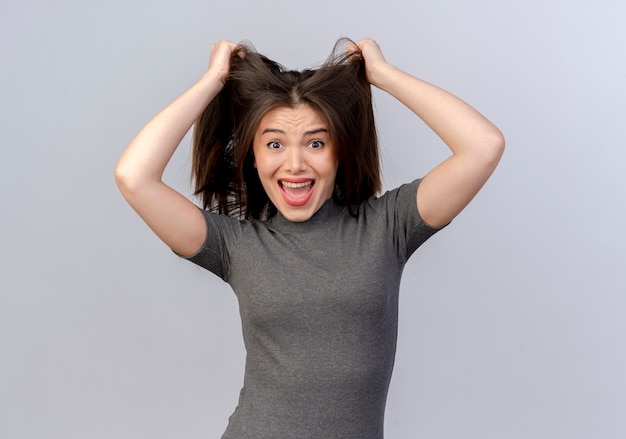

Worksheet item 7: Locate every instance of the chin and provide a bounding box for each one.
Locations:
[279,206,316,222]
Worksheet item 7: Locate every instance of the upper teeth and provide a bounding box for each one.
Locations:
[282,181,312,189]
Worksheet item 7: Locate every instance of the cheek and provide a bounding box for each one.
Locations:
[254,154,270,174]
[254,154,279,183]
[321,154,339,178]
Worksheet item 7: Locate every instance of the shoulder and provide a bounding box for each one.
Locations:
[180,208,254,275]
[361,179,421,217]
[358,179,444,259]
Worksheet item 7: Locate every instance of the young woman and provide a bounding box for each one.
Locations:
[115,38,504,438]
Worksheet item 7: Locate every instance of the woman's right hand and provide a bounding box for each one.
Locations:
[206,40,240,84]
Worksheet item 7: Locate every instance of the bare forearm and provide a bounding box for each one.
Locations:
[371,63,503,158]
[115,71,223,190]
[355,38,504,226]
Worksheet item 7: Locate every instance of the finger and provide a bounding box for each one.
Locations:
[346,41,359,54]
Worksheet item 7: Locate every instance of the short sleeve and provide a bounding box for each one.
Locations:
[181,209,248,281]
[365,178,445,261]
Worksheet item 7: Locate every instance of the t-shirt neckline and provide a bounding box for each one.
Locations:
[268,196,345,231]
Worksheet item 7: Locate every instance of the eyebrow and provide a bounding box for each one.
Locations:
[261,128,328,136]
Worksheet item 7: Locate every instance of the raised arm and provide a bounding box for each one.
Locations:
[355,39,505,228]
[114,41,238,256]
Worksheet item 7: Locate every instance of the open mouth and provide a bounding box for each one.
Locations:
[279,179,315,206]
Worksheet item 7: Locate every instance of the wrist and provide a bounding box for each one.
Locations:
[368,62,401,90]
[196,70,228,96]
[201,68,227,85]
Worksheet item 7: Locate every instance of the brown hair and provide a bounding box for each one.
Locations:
[192,39,381,220]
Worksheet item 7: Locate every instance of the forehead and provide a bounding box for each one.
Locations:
[257,104,328,133]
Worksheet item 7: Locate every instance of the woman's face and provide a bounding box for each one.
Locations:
[253,104,339,222]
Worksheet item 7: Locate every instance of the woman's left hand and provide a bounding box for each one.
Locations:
[350,38,390,87]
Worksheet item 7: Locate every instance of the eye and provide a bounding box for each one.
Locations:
[308,140,325,149]
[266,141,282,149]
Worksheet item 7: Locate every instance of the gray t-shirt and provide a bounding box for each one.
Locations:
[185,179,441,438]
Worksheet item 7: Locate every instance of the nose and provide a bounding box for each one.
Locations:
[284,146,306,173]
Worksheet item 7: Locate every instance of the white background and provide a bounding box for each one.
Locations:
[1,0,625,437]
